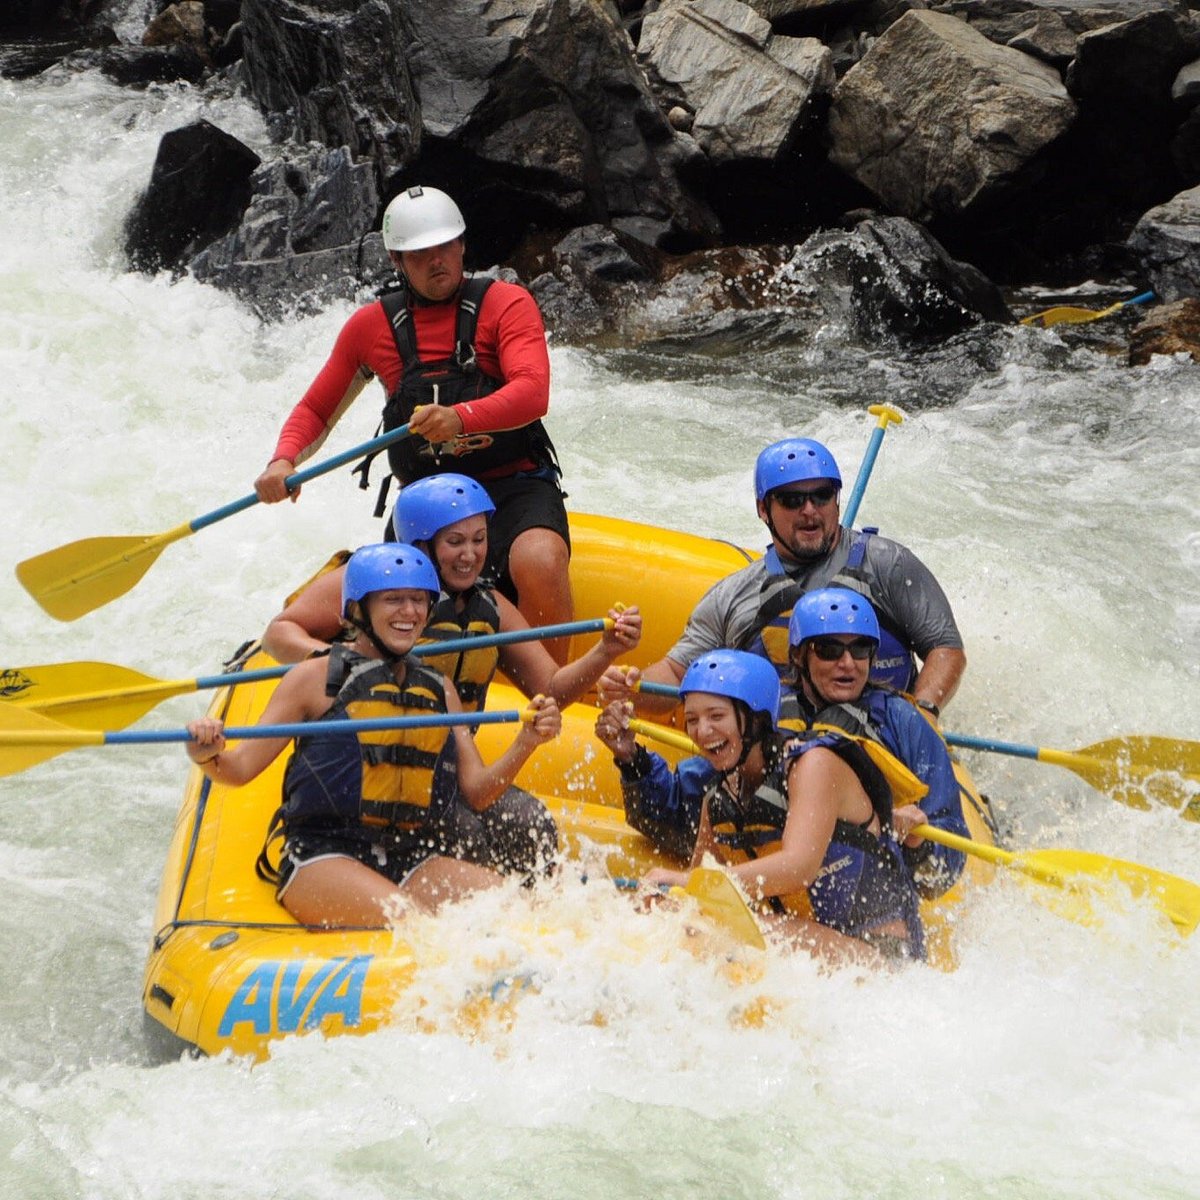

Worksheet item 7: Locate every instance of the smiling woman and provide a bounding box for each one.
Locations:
[185,542,562,929]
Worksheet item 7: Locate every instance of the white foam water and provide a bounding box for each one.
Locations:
[1,66,1198,1200]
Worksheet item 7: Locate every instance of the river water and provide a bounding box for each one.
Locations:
[2,64,1198,1200]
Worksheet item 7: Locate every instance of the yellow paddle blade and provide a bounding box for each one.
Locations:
[676,868,767,950]
[15,526,191,622]
[916,825,1200,936]
[0,706,104,776]
[1044,736,1200,819]
[0,661,188,732]
[1021,300,1123,327]
[1018,847,1200,936]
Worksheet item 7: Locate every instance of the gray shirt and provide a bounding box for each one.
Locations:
[667,528,963,669]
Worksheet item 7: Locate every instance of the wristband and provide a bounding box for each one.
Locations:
[915,699,940,718]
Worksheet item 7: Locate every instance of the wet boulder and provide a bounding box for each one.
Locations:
[124,120,260,274]
[399,0,720,256]
[1126,184,1200,302]
[528,212,1009,348]
[828,11,1075,221]
[240,0,419,180]
[636,0,835,163]
[189,146,390,318]
[787,214,1013,337]
[1129,297,1200,364]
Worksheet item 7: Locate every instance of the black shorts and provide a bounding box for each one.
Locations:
[482,470,570,600]
[275,826,445,900]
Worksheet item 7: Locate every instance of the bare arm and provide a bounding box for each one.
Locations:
[449,688,562,812]
[503,599,642,706]
[911,646,966,713]
[262,567,347,663]
[185,658,329,785]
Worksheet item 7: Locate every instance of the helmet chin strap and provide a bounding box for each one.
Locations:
[729,702,761,774]
[762,501,838,565]
[349,599,403,666]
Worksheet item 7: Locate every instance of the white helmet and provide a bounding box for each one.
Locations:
[381,185,466,251]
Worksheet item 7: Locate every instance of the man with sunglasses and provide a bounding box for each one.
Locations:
[600,435,964,717]
[785,587,968,899]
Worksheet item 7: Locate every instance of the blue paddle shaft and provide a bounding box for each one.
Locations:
[188,617,611,693]
[116,709,521,746]
[187,425,412,534]
[842,426,886,530]
[943,732,1039,760]
[639,680,680,698]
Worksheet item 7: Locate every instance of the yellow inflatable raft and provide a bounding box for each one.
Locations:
[142,512,996,1060]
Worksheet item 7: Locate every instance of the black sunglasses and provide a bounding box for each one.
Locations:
[771,485,838,510]
[808,637,875,662]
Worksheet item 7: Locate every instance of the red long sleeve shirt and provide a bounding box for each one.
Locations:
[271,279,551,471]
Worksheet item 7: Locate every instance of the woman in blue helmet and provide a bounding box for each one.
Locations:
[786,588,968,900]
[261,473,640,874]
[186,543,561,929]
[595,646,924,964]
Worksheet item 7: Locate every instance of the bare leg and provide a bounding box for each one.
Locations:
[281,854,504,928]
[761,910,888,969]
[507,526,573,664]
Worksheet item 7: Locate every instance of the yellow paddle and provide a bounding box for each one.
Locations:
[944,731,1200,822]
[0,703,531,779]
[627,718,697,755]
[914,824,1200,936]
[1020,290,1154,328]
[674,869,767,950]
[15,424,412,622]
[0,617,617,734]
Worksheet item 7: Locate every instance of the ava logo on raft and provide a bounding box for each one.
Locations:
[217,954,372,1037]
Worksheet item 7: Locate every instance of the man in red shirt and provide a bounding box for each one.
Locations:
[254,186,573,659]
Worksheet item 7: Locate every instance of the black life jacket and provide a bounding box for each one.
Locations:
[706,732,923,953]
[378,277,560,485]
[417,586,503,712]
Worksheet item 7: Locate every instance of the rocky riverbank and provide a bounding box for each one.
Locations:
[5,0,1200,357]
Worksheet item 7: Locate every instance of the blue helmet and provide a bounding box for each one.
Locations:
[391,474,495,544]
[342,543,441,619]
[788,587,880,647]
[754,438,842,501]
[679,650,781,727]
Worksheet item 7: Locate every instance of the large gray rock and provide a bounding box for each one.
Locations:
[240,0,419,179]
[189,146,387,314]
[828,10,1076,220]
[124,120,260,274]
[400,0,720,251]
[1066,9,1200,105]
[637,0,835,163]
[1127,185,1200,301]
